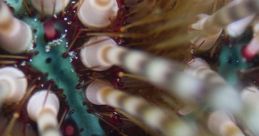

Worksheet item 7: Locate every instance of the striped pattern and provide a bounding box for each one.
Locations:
[189,60,248,135]
[189,58,242,113]
[189,60,244,114]
[83,38,254,133]
[92,38,242,114]
[189,60,226,90]
[203,0,259,34]
[104,46,203,101]
[97,87,194,136]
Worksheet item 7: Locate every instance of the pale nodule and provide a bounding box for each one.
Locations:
[77,0,118,27]
[0,67,27,105]
[0,3,33,53]
[27,91,61,136]
[31,0,69,15]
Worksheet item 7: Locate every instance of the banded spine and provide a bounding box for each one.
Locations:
[188,58,226,89]
[86,80,195,136]
[188,58,242,113]
[189,58,259,135]
[202,0,258,35]
[189,59,247,136]
[80,36,203,102]
[27,90,61,136]
[190,0,258,51]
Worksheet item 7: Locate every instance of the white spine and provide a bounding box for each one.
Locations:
[86,80,195,136]
[188,58,225,84]
[188,58,242,113]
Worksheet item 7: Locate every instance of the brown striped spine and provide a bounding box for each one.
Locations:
[86,80,195,136]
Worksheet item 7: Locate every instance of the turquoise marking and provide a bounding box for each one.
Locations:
[5,0,24,15]
[24,17,104,136]
[219,34,252,85]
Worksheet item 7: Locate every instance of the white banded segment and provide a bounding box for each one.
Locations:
[188,58,259,134]
[185,57,247,134]
[188,58,226,87]
[78,0,119,27]
[27,90,61,136]
[118,52,201,102]
[80,36,203,102]
[197,0,259,35]
[0,3,33,53]
[188,58,242,113]
[0,67,27,105]
[30,0,70,15]
[86,80,195,136]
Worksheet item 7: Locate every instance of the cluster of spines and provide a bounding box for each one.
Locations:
[2,0,259,136]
